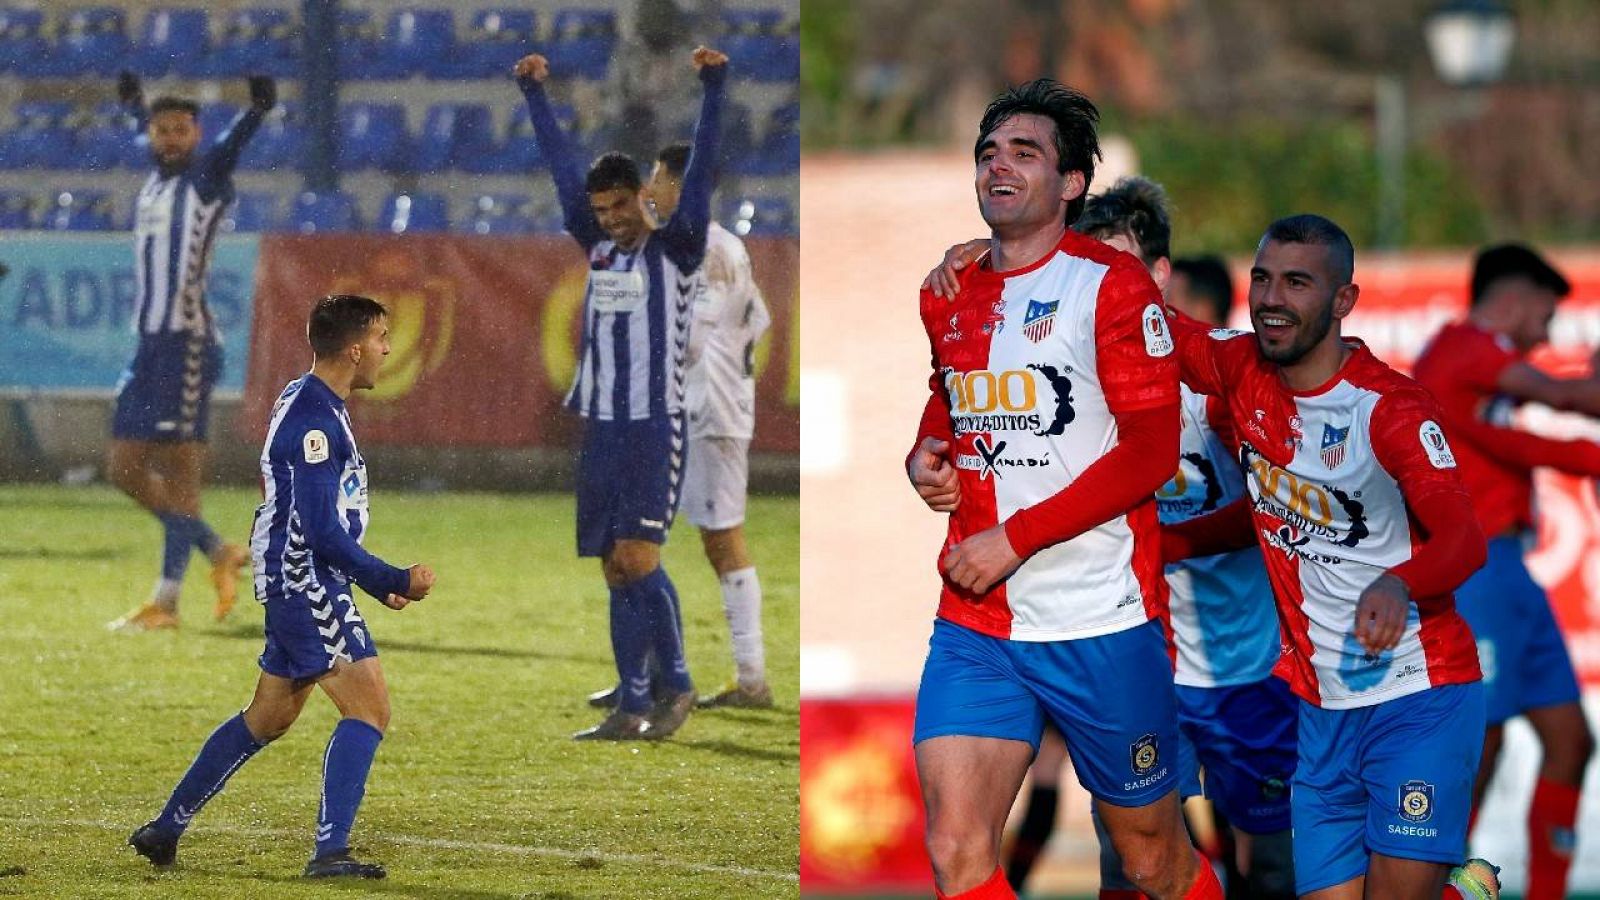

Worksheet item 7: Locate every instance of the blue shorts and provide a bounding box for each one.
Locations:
[1177,676,1298,834]
[575,415,685,557]
[111,333,223,442]
[1292,682,1485,894]
[914,618,1182,807]
[1454,534,1579,724]
[258,588,378,681]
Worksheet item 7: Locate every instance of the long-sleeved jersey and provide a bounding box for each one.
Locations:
[686,221,771,440]
[130,105,263,339]
[249,374,409,609]
[520,66,724,422]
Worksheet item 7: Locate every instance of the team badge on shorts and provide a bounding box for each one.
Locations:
[1398,780,1434,823]
[1130,733,1159,776]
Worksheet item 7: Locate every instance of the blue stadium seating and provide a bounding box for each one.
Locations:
[382,9,456,79]
[336,10,383,80]
[43,190,115,231]
[211,8,298,78]
[726,195,794,236]
[451,9,538,79]
[69,102,130,172]
[380,192,449,233]
[546,9,616,80]
[462,193,534,234]
[413,103,494,173]
[338,103,410,171]
[225,191,277,232]
[239,106,306,172]
[741,128,798,177]
[0,189,33,228]
[0,103,75,170]
[286,190,359,233]
[722,10,797,82]
[129,8,209,77]
[59,7,129,77]
[0,8,50,75]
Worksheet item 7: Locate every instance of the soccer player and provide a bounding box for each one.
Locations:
[906,79,1221,900]
[928,184,1296,898]
[106,71,275,631]
[647,141,774,709]
[1412,244,1600,900]
[1160,215,1499,898]
[514,47,727,740]
[128,294,435,879]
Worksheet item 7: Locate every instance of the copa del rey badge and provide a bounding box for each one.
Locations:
[1142,304,1173,357]
[1419,420,1456,469]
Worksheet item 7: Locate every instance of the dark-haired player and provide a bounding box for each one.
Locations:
[107,71,276,631]
[1412,244,1600,900]
[128,295,435,879]
[514,47,727,740]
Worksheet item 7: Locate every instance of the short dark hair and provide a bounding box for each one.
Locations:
[586,151,641,194]
[1260,214,1354,285]
[975,79,1101,225]
[1171,255,1235,323]
[1073,176,1171,265]
[308,294,387,359]
[655,142,691,179]
[1470,243,1571,307]
[148,96,199,119]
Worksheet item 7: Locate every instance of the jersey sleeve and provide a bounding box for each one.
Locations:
[1370,388,1473,506]
[1452,327,1519,394]
[1095,260,1179,413]
[658,64,727,273]
[909,290,955,465]
[519,80,605,250]
[193,108,264,202]
[1168,307,1239,397]
[285,415,410,601]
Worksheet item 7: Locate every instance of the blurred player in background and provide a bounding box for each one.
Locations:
[106,71,275,631]
[1412,244,1600,900]
[1162,215,1499,898]
[129,294,435,879]
[648,141,775,709]
[515,47,727,740]
[906,79,1220,900]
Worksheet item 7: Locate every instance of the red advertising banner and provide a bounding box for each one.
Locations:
[239,234,798,451]
[799,697,931,894]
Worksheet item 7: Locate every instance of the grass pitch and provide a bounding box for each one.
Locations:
[0,484,798,899]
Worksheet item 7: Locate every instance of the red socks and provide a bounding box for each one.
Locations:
[1527,776,1580,900]
[1181,851,1224,900]
[938,865,1016,900]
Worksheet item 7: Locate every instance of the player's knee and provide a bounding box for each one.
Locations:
[924,815,996,885]
[242,709,295,743]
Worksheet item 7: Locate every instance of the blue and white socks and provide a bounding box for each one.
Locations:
[314,718,383,860]
[152,713,264,836]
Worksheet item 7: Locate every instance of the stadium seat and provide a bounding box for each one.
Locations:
[727,196,794,237]
[0,189,34,228]
[381,8,456,79]
[68,102,132,172]
[239,106,306,171]
[0,8,51,75]
[210,8,298,78]
[380,192,449,233]
[223,191,276,232]
[338,102,410,171]
[546,9,616,80]
[528,201,564,233]
[481,103,576,174]
[43,190,115,231]
[462,193,534,234]
[0,102,76,170]
[129,8,209,77]
[59,7,129,77]
[335,10,383,80]
[741,126,798,177]
[450,8,538,79]
[721,9,797,82]
[413,103,494,172]
[286,190,359,233]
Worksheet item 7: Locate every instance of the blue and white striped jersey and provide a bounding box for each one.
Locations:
[249,374,409,607]
[521,65,725,421]
[130,107,263,338]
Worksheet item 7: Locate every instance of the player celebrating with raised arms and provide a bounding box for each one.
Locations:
[514,47,726,740]
[128,295,434,879]
[106,71,277,631]
[1161,215,1499,899]
[906,79,1221,900]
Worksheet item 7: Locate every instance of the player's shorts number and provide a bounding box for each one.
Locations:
[1250,459,1333,526]
[945,370,1036,414]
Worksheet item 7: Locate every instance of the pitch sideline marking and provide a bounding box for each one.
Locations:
[25,817,798,882]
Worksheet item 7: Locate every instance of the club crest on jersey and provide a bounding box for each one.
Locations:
[1398,780,1434,823]
[1419,420,1456,469]
[1130,734,1159,775]
[1142,303,1173,357]
[1320,423,1350,469]
[1021,299,1059,343]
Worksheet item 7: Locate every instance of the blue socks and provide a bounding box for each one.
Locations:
[635,568,692,696]
[153,713,264,836]
[314,718,383,860]
[609,584,655,714]
[155,512,222,581]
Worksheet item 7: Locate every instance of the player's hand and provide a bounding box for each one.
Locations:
[941,524,1023,595]
[1354,572,1409,654]
[380,593,411,610]
[247,75,277,112]
[922,239,988,300]
[692,46,728,70]
[117,70,142,107]
[513,53,550,84]
[403,564,435,601]
[908,436,961,512]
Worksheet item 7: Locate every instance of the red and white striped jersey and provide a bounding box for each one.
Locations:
[1178,327,1481,709]
[917,229,1178,641]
